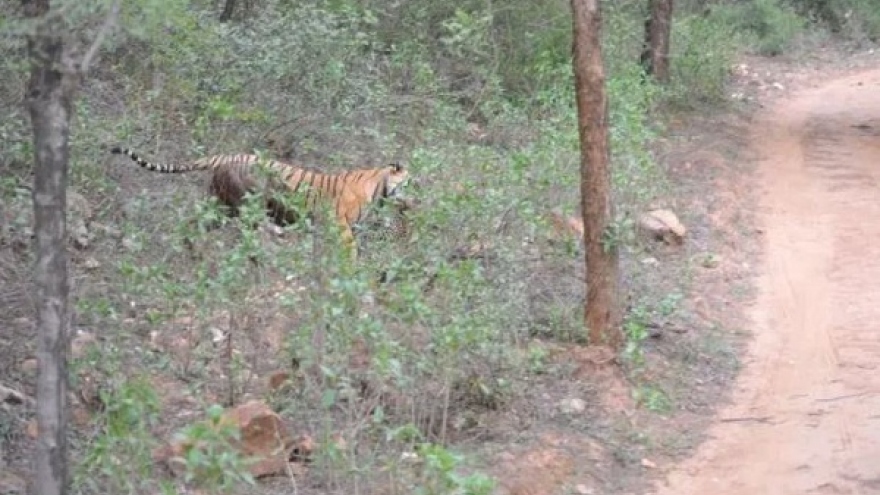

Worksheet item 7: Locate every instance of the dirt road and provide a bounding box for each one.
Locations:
[654,69,880,494]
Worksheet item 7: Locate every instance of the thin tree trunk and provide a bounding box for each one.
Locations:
[23,0,76,493]
[570,0,622,347]
[640,0,675,83]
[219,0,237,22]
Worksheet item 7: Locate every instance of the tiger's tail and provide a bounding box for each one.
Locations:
[110,147,212,173]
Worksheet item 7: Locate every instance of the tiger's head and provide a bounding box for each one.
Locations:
[382,161,410,200]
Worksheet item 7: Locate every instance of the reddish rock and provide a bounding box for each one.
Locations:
[638,209,686,245]
[223,401,290,473]
[156,400,303,480]
[549,209,585,240]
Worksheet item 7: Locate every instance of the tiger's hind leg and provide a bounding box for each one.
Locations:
[266,196,302,228]
[337,221,359,262]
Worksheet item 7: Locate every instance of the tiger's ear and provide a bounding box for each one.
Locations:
[390,162,403,173]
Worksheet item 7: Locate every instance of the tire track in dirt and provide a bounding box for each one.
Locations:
[653,69,880,494]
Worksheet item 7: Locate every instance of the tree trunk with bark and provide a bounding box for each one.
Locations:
[219,0,237,22]
[640,0,675,83]
[570,0,623,347]
[23,0,77,493]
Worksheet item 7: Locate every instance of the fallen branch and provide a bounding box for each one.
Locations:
[719,415,774,424]
[80,0,121,74]
[815,392,871,403]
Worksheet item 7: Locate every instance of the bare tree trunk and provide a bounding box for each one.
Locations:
[640,0,675,83]
[570,0,622,347]
[23,0,76,493]
[20,0,116,492]
[219,0,237,22]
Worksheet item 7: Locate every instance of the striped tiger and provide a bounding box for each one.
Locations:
[109,147,410,256]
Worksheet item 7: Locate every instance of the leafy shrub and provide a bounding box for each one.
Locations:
[792,0,880,42]
[708,0,806,55]
[669,13,741,106]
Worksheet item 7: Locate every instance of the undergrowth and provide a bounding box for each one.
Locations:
[0,0,844,493]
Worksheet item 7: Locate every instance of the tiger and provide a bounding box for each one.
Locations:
[109,147,410,257]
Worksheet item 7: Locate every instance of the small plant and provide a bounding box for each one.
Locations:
[633,384,672,414]
[622,306,651,368]
[75,297,119,320]
[173,404,256,491]
[622,293,682,368]
[601,213,636,254]
[527,344,549,374]
[76,378,162,494]
[670,13,740,106]
[658,292,683,317]
[414,443,496,495]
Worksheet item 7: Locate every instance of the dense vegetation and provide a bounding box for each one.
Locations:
[0,0,874,493]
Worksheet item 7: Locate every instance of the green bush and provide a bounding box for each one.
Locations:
[708,0,805,55]
[792,0,880,42]
[669,13,741,106]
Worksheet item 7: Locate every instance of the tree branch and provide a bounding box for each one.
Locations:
[79,0,121,74]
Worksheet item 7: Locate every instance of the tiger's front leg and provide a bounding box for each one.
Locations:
[339,222,358,261]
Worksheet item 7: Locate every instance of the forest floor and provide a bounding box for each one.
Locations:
[2,40,880,495]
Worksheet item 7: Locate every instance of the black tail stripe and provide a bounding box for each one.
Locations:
[110,146,193,173]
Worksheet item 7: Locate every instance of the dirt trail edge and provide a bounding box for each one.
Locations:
[654,68,880,494]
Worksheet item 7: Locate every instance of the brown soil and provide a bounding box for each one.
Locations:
[655,67,880,494]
